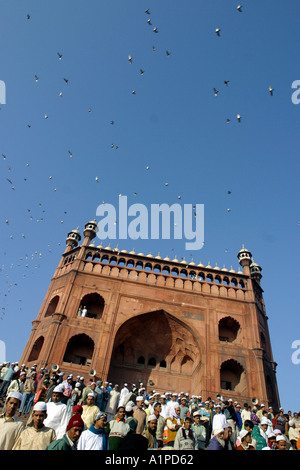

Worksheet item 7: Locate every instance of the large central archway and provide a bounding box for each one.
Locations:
[107,310,202,395]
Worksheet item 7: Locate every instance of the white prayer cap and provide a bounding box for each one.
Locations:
[20,371,26,376]
[273,429,281,435]
[262,447,271,450]
[75,382,81,388]
[124,383,128,387]
[147,414,157,422]
[228,398,233,402]
[161,395,166,399]
[125,404,133,412]
[8,391,23,402]
[87,392,95,397]
[77,375,80,378]
[53,385,64,393]
[215,404,222,409]
[260,403,265,407]
[239,429,249,440]
[260,417,269,425]
[33,401,47,411]
[213,427,224,436]
[136,396,144,401]
[289,419,295,426]
[276,434,286,442]
[193,411,201,417]
[80,377,84,380]
[172,393,178,396]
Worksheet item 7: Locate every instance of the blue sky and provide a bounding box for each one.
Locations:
[0,1,299,411]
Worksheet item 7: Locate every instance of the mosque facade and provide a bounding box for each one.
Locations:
[20,220,280,409]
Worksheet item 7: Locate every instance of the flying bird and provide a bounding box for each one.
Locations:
[166,51,171,56]
[95,177,99,183]
[224,80,230,86]
[128,54,133,64]
[57,52,63,60]
[269,86,274,96]
[68,150,73,158]
[237,114,241,122]
[35,75,39,82]
[140,69,145,75]
[145,9,150,14]
[64,78,69,84]
[237,5,243,12]
[215,28,221,37]
[147,19,152,25]
[213,88,219,97]
[153,27,158,33]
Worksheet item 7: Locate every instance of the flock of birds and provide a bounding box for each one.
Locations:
[0,5,278,322]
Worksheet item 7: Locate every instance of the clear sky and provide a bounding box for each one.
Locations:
[0,1,299,412]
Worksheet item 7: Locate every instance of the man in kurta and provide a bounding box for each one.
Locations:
[43,385,69,439]
[82,393,100,430]
[105,384,120,421]
[0,392,25,450]
[12,401,56,450]
[133,396,146,434]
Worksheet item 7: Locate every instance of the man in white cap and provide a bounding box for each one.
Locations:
[82,392,100,429]
[276,434,287,450]
[12,401,56,450]
[0,392,25,450]
[133,395,146,434]
[118,382,129,407]
[236,429,252,450]
[143,414,159,449]
[7,371,27,395]
[43,385,69,439]
[207,427,226,450]
[212,404,228,433]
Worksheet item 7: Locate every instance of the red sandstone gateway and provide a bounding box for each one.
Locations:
[20,220,280,409]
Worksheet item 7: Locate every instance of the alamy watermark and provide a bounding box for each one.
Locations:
[96,196,204,250]
[0,340,6,364]
[291,80,300,105]
[291,340,300,365]
[0,81,6,104]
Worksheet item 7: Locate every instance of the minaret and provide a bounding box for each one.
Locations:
[250,259,262,286]
[237,244,252,276]
[65,227,81,252]
[82,220,98,247]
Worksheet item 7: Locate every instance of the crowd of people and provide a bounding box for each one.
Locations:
[0,360,300,451]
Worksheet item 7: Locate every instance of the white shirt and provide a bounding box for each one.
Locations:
[43,401,68,439]
[77,428,108,450]
[212,412,227,432]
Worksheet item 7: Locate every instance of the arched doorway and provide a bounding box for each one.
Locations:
[63,334,94,366]
[79,293,105,319]
[45,296,59,317]
[220,359,245,394]
[107,310,202,394]
[28,336,44,362]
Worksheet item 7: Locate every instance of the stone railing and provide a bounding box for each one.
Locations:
[59,246,249,300]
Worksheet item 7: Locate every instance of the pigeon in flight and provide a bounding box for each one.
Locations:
[57,52,63,60]
[147,18,152,25]
[215,28,221,37]
[237,5,243,12]
[224,80,230,86]
[128,55,133,64]
[145,9,150,14]
[153,27,158,33]
[166,51,171,56]
[269,86,274,96]
[213,88,219,97]
[35,75,39,82]
[237,114,241,122]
